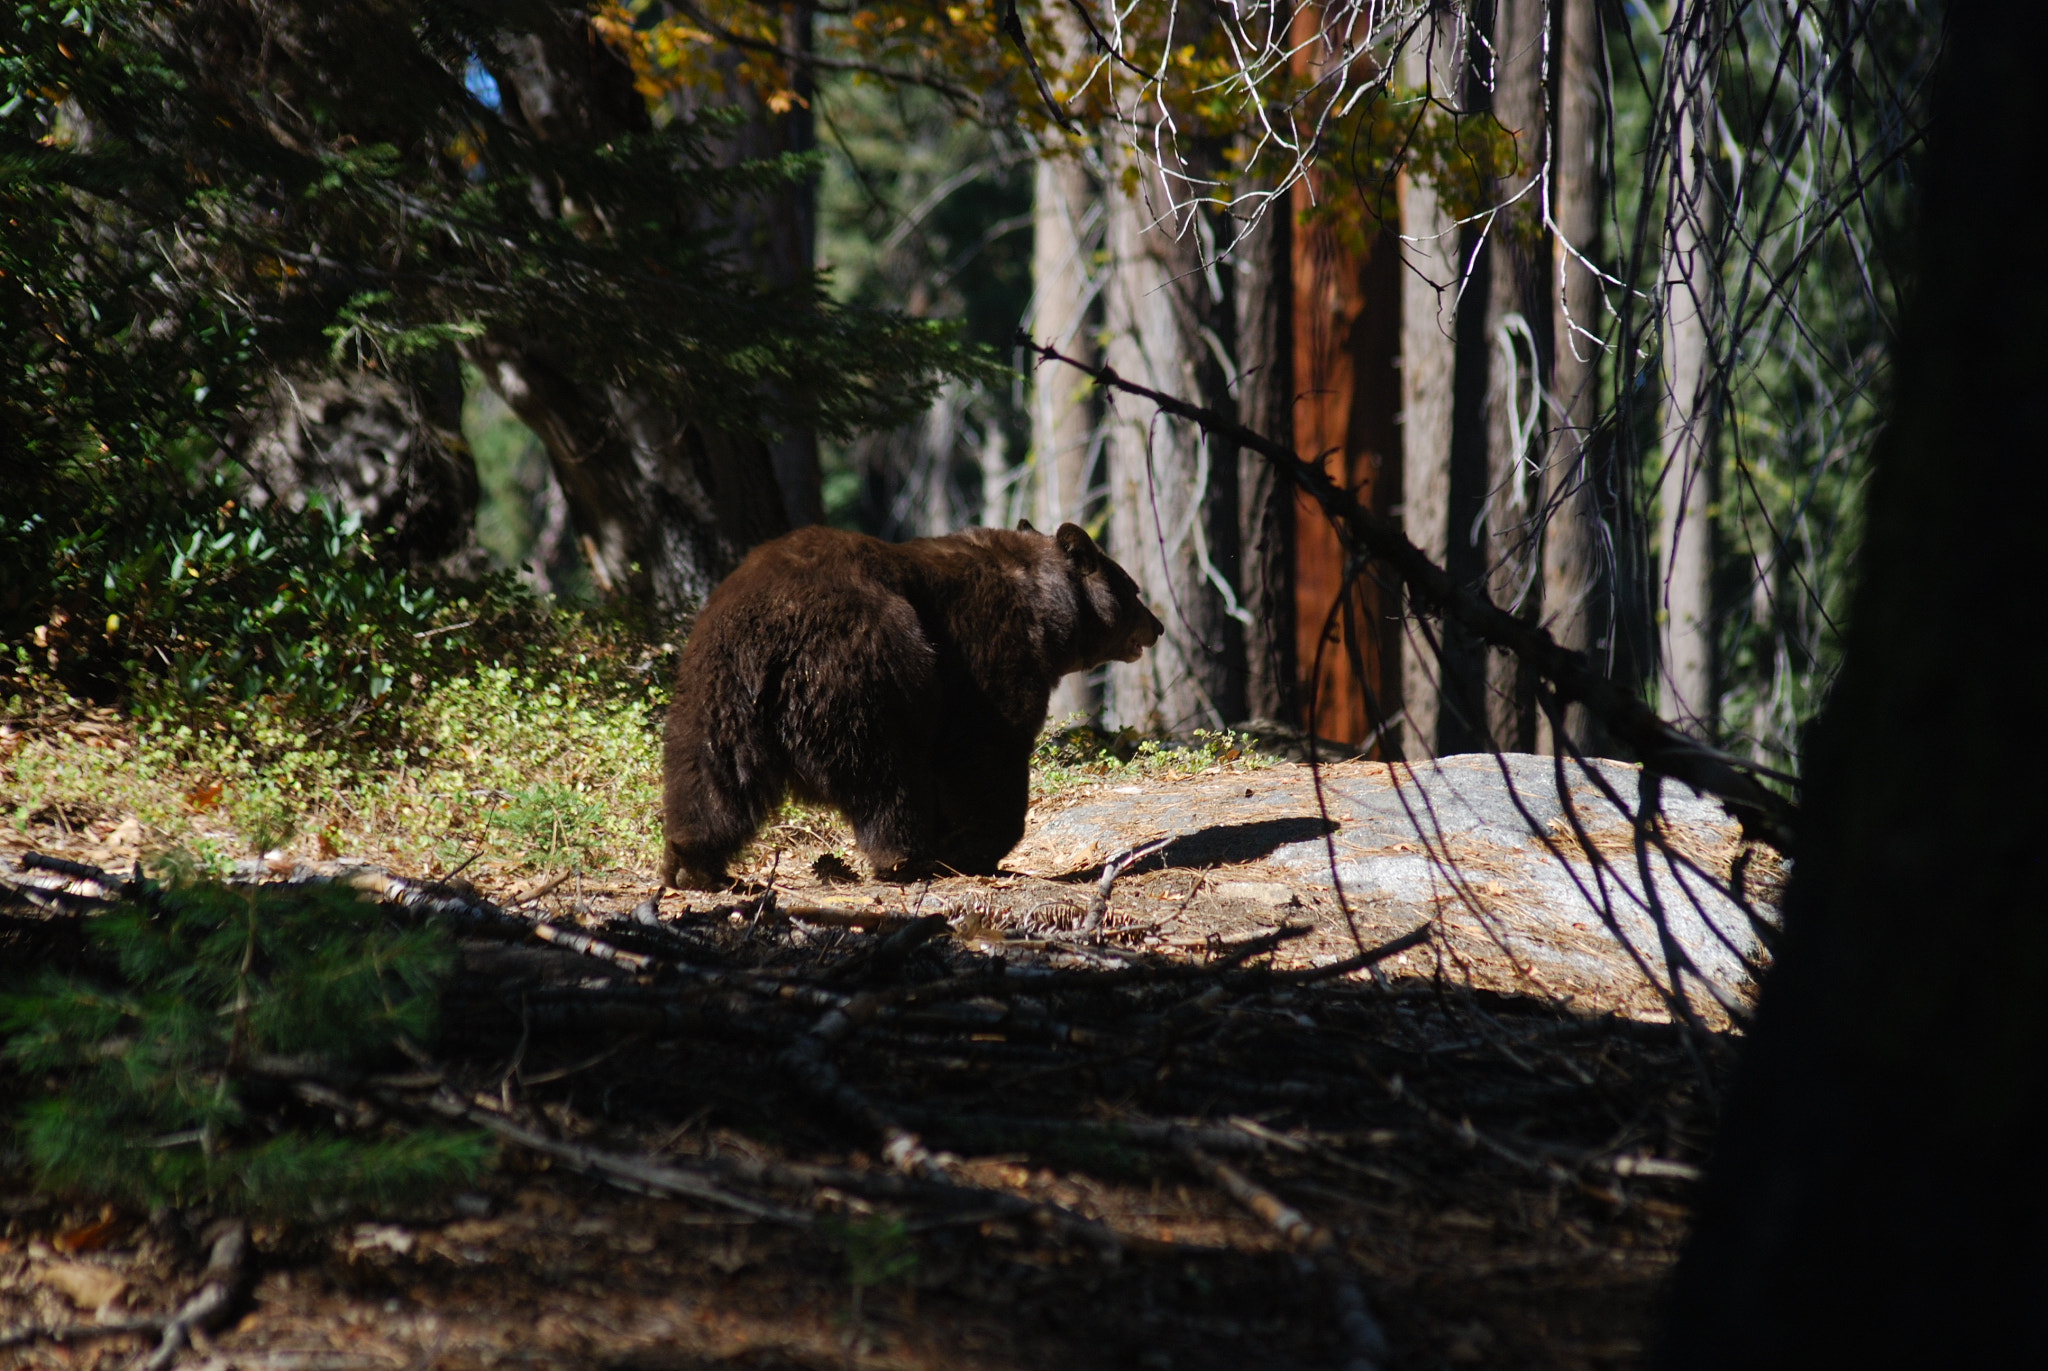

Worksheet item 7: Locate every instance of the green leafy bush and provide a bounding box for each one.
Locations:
[1031,724,1272,795]
[491,782,609,870]
[12,463,564,751]
[0,877,488,1217]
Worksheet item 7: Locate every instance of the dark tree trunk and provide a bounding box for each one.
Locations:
[240,355,480,569]
[1234,181,1295,728]
[1659,3,2048,1362]
[477,11,809,622]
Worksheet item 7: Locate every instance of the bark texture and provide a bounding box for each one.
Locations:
[476,10,811,622]
[1536,0,1610,755]
[1233,176,1296,729]
[1660,4,2048,1362]
[1655,0,1720,733]
[1101,141,1246,735]
[1395,16,1465,759]
[1476,0,1550,752]
[1031,152,1105,723]
[240,361,479,569]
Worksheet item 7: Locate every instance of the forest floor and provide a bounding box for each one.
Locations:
[0,702,1772,1371]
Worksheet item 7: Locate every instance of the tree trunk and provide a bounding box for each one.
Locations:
[1477,0,1551,752]
[1031,151,1105,724]
[240,358,480,571]
[1659,4,2048,1361]
[471,343,783,616]
[1655,0,1719,733]
[1395,13,1466,759]
[1234,179,1295,729]
[477,10,812,623]
[1536,0,1610,755]
[1101,139,1246,735]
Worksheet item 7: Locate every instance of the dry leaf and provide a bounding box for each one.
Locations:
[185,780,224,811]
[53,1213,119,1254]
[39,1260,127,1313]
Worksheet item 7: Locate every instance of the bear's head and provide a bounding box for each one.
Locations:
[1045,521,1164,669]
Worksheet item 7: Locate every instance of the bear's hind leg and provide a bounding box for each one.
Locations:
[834,775,937,879]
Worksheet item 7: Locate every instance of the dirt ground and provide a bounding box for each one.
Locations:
[1,758,1755,1371]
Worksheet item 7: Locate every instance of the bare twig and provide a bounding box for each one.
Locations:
[412,1090,810,1224]
[1081,835,1175,933]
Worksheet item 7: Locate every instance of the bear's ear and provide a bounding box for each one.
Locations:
[1055,522,1101,564]
[1016,518,1038,533]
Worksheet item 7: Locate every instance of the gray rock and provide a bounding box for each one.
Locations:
[1019,754,1770,1018]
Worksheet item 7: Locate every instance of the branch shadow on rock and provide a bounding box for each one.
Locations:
[1112,816,1339,876]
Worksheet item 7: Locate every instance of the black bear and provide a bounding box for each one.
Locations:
[660,521,1162,886]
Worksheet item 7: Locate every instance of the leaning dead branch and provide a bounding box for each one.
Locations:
[1021,333,1797,854]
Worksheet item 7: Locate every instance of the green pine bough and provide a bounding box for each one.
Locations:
[1,877,488,1217]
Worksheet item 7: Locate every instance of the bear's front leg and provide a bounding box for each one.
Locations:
[930,742,1031,875]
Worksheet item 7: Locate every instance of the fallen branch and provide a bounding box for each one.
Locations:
[1329,1266,1392,1371]
[1082,836,1175,933]
[412,1091,811,1225]
[1022,333,1797,853]
[0,1315,165,1353]
[1176,1139,1332,1252]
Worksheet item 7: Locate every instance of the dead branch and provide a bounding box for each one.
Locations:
[1330,1267,1392,1371]
[0,1316,166,1353]
[412,1090,811,1224]
[1082,836,1176,933]
[1174,1139,1332,1251]
[352,871,656,974]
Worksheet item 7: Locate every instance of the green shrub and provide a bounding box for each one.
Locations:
[1031,723,1272,795]
[14,471,549,751]
[0,877,488,1217]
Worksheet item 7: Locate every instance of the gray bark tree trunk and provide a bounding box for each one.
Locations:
[1030,151,1105,724]
[240,358,480,571]
[1232,179,1295,728]
[1477,0,1551,752]
[1102,139,1246,735]
[1659,5,2048,1359]
[1536,0,1610,755]
[1396,13,1467,759]
[1655,0,1719,733]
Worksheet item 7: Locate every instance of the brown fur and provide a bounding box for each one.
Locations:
[661,521,1162,886]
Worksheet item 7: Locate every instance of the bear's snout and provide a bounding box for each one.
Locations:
[1119,606,1164,660]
